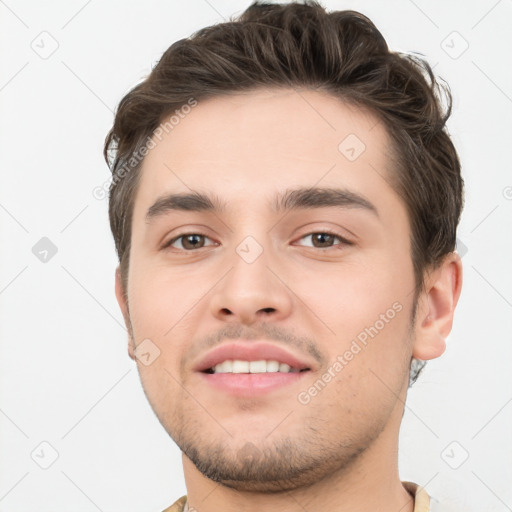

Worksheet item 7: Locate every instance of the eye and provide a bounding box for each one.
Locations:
[162,231,352,252]
[295,231,351,249]
[163,233,216,251]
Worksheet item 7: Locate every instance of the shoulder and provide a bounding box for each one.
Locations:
[402,480,431,512]
[161,494,188,512]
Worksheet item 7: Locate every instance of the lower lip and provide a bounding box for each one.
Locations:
[198,371,309,396]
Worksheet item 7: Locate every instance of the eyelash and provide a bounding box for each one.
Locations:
[162,230,352,251]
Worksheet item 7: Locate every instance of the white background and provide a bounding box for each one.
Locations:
[0,0,511,510]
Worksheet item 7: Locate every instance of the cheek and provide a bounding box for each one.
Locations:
[127,262,210,388]
[296,251,408,331]
[295,253,413,385]
[307,314,412,429]
[127,269,190,415]
[128,258,198,336]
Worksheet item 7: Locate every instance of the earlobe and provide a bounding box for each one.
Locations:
[114,267,136,361]
[412,252,463,361]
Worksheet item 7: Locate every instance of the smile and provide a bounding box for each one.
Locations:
[205,359,310,374]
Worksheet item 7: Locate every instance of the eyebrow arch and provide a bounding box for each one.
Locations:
[272,187,378,216]
[145,186,378,221]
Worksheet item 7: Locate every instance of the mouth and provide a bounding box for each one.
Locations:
[199,365,311,397]
[193,341,315,396]
[194,340,315,374]
[203,359,311,374]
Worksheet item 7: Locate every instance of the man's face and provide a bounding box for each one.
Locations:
[119,88,419,491]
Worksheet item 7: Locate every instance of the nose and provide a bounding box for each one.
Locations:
[209,241,293,326]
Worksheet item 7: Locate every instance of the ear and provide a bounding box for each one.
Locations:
[115,266,136,361]
[412,252,463,360]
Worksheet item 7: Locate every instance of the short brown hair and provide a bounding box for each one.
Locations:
[104,1,464,381]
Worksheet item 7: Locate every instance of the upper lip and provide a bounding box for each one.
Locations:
[193,341,315,372]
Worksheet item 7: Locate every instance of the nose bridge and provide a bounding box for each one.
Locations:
[226,212,275,278]
[227,230,276,298]
[209,227,293,323]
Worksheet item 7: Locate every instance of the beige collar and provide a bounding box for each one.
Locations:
[168,481,431,512]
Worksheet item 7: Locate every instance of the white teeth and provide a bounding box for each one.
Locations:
[214,360,233,373]
[232,360,249,373]
[249,360,267,373]
[266,360,280,372]
[211,359,300,374]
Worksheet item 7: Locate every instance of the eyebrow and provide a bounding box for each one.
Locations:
[145,186,378,221]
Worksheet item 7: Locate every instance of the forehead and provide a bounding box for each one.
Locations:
[134,87,397,216]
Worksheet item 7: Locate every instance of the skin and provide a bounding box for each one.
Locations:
[115,88,463,512]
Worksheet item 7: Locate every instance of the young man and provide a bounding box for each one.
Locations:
[104,2,463,511]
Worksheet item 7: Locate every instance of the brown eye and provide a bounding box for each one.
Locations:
[311,233,336,248]
[296,232,349,249]
[165,233,214,251]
